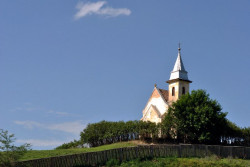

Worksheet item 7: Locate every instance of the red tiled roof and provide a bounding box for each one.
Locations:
[158,89,169,102]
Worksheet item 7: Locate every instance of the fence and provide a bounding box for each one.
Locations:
[17,144,250,167]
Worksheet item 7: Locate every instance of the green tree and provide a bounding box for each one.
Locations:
[80,120,159,147]
[162,89,227,144]
[221,120,243,145]
[55,139,81,149]
[242,127,250,146]
[0,129,31,167]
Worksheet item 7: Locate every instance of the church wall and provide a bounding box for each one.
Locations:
[142,88,169,123]
[178,81,190,97]
[168,82,179,102]
[168,81,190,103]
[143,89,167,115]
[143,106,162,123]
[146,97,168,115]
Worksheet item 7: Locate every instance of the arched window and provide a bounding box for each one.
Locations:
[182,87,185,95]
[172,87,175,96]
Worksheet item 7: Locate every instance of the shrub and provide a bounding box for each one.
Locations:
[0,129,31,167]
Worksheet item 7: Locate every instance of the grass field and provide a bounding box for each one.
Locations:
[20,141,138,161]
[20,142,250,167]
[109,157,250,167]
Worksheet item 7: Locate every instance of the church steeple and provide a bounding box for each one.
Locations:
[169,46,189,81]
[167,45,192,103]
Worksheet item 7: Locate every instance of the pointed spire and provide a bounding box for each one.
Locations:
[169,45,189,81]
[172,45,186,72]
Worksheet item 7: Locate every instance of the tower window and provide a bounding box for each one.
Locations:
[172,87,175,96]
[182,87,185,95]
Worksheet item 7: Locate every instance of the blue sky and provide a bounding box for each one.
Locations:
[0,0,249,150]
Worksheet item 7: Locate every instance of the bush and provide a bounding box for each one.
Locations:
[55,139,82,149]
[0,129,31,167]
[106,159,121,166]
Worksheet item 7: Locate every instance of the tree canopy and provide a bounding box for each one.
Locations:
[162,89,228,144]
[80,120,158,147]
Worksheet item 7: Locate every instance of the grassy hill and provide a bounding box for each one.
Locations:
[20,141,138,161]
[19,142,250,167]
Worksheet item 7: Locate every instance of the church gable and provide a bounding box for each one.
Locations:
[151,88,161,99]
[141,87,169,123]
[142,105,162,123]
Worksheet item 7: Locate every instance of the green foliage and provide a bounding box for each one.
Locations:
[162,89,228,144]
[221,120,243,145]
[0,129,31,167]
[118,157,250,167]
[242,127,250,146]
[55,139,81,149]
[106,159,121,166]
[80,120,158,147]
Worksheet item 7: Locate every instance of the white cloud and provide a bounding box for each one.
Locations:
[14,121,43,129]
[96,7,131,17]
[47,121,85,135]
[10,104,72,117]
[16,139,65,147]
[14,120,86,135]
[74,1,131,19]
[75,1,106,19]
[47,110,69,116]
[10,106,41,113]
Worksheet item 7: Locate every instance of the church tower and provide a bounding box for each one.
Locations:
[167,46,192,103]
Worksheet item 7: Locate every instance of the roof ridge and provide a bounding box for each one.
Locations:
[156,87,169,103]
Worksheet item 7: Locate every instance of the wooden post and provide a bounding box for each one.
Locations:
[218,145,221,157]
[178,145,182,157]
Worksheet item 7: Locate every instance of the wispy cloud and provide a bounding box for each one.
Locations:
[74,1,131,19]
[10,103,74,117]
[10,106,41,113]
[47,110,69,116]
[14,121,42,129]
[47,122,85,135]
[14,120,86,135]
[16,139,66,147]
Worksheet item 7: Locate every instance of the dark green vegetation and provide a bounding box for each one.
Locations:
[107,157,250,167]
[164,89,250,145]
[163,89,228,144]
[20,141,137,161]
[60,90,249,149]
[55,139,82,149]
[80,120,159,147]
[0,129,30,167]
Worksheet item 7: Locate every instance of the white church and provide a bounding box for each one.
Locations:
[141,47,192,123]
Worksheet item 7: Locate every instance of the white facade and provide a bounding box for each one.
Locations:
[141,87,169,123]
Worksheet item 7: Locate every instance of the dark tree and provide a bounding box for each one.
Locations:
[162,89,227,144]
